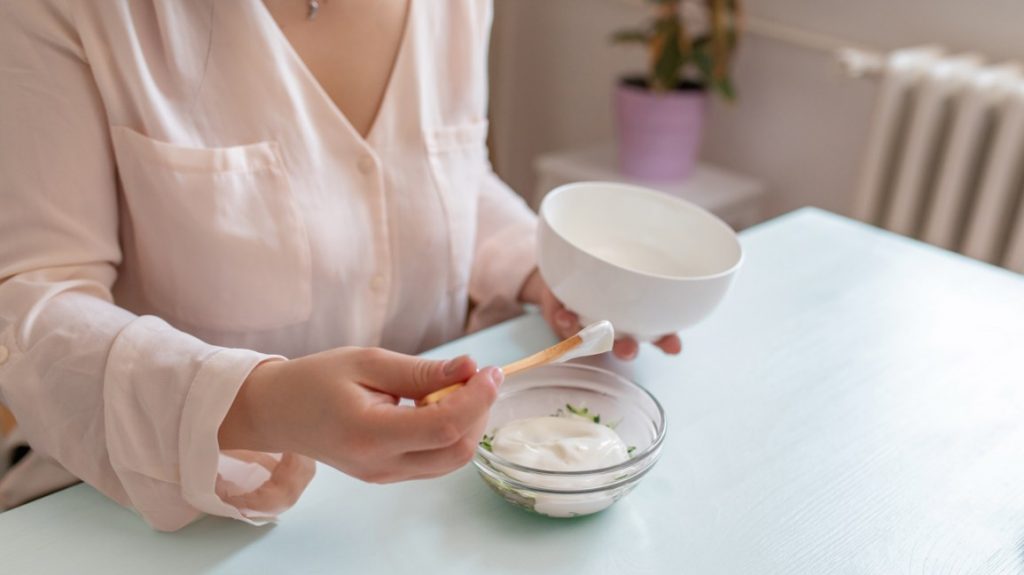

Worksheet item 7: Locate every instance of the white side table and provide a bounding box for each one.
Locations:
[534,144,768,230]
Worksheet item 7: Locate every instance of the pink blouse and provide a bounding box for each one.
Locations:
[0,0,537,530]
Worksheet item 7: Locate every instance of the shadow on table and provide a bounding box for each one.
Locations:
[409,468,647,573]
[164,514,274,569]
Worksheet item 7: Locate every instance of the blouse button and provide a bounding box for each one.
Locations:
[0,345,8,365]
[370,275,385,291]
[357,155,376,174]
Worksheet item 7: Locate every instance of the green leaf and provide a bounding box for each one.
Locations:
[565,403,588,417]
[653,44,684,90]
[717,76,737,101]
[692,41,713,78]
[611,0,737,100]
[479,433,494,452]
[565,403,602,424]
[650,15,686,91]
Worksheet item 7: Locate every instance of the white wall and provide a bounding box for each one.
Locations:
[490,0,1024,219]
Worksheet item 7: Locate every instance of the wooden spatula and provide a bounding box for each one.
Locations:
[419,320,614,406]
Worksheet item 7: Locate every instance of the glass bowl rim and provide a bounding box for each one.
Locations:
[474,363,667,477]
[473,452,661,495]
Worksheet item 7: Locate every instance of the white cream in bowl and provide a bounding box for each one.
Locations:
[486,412,631,517]
[491,416,630,475]
[473,364,665,518]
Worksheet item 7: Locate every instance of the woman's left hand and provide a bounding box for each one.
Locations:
[518,270,682,361]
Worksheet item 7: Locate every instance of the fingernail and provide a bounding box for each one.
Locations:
[555,311,572,328]
[615,342,639,361]
[443,355,468,376]
[487,367,504,388]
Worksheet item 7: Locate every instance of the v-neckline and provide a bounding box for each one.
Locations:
[256,0,414,148]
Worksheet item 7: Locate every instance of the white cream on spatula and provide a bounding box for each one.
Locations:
[548,320,615,363]
[420,320,616,405]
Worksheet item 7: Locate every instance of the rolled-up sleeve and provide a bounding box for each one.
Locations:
[0,1,313,531]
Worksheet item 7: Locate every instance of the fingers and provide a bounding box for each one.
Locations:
[372,367,502,452]
[552,309,582,339]
[399,435,482,479]
[530,271,683,360]
[613,334,682,360]
[540,287,581,339]
[355,349,477,399]
[654,334,683,355]
[219,453,316,509]
[398,407,490,477]
[612,337,639,360]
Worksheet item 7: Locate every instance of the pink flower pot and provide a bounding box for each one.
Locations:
[614,79,707,181]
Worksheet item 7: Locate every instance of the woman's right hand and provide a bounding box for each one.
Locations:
[218,348,500,483]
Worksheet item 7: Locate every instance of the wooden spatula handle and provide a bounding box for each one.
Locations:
[418,334,583,406]
[0,403,16,436]
[501,334,582,378]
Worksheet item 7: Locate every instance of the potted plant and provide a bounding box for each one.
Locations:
[612,0,742,180]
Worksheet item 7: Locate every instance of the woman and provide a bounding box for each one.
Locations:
[0,0,680,531]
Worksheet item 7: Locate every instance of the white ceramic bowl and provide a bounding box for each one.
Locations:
[473,364,665,518]
[537,181,743,340]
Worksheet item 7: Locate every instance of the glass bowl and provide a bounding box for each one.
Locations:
[473,363,666,518]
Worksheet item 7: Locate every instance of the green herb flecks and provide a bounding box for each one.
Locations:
[479,433,494,452]
[627,446,637,457]
[565,403,601,424]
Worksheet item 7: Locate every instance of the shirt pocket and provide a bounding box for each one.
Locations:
[424,120,489,292]
[110,126,312,331]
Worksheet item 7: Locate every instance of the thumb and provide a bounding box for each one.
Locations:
[356,349,478,399]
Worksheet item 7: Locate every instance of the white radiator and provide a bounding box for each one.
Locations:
[853,46,1024,273]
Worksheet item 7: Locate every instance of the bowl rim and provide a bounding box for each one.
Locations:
[474,450,660,495]
[474,363,667,479]
[539,180,744,282]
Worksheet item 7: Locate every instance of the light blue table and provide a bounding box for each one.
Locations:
[3,209,1024,574]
